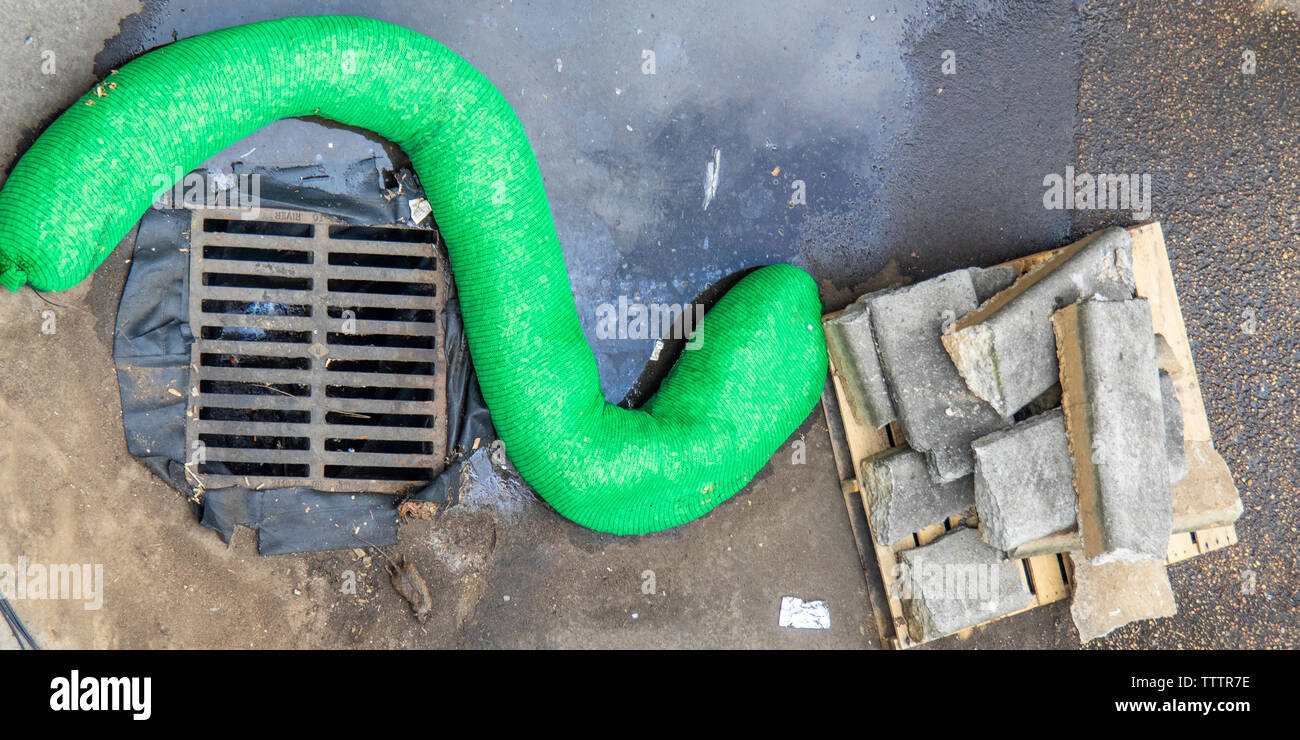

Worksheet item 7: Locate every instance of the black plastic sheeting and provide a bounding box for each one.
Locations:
[112,168,494,554]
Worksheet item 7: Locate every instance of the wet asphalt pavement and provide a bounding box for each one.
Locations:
[1069,0,1298,649]
[94,0,1090,399]
[0,0,1293,648]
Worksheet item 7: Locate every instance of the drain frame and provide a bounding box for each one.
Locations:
[185,206,448,494]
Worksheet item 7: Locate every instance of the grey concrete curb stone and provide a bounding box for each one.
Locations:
[1170,439,1244,533]
[1053,298,1172,564]
[1154,333,1182,374]
[897,528,1036,643]
[968,265,1019,303]
[862,447,974,547]
[971,407,1077,551]
[1004,385,1234,558]
[1160,370,1189,484]
[825,290,897,429]
[869,269,1008,483]
[1007,438,1243,558]
[1069,551,1177,643]
[943,227,1136,417]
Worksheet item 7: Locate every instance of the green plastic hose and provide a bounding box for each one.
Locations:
[0,16,827,534]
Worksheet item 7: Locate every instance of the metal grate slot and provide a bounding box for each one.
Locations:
[328,225,437,243]
[202,299,313,316]
[186,207,448,494]
[203,245,314,263]
[204,217,314,238]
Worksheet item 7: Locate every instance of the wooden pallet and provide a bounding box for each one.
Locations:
[823,222,1239,649]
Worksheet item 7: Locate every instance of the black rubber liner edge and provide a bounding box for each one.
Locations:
[111,167,495,555]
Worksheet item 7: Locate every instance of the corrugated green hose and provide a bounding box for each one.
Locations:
[0,16,826,534]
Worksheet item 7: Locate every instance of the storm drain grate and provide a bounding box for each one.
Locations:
[185,207,448,493]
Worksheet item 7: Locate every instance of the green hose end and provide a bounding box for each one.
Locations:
[524,262,829,535]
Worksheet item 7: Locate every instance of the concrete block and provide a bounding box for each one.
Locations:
[943,227,1136,416]
[971,408,1077,551]
[825,291,896,429]
[897,528,1036,643]
[869,269,1008,483]
[862,447,974,546]
[1068,552,1177,643]
[1159,370,1189,484]
[1154,333,1182,374]
[968,265,1019,304]
[1171,439,1244,532]
[1003,403,1237,554]
[1008,439,1243,558]
[1008,530,1082,559]
[1024,383,1063,417]
[924,446,979,485]
[1052,298,1172,564]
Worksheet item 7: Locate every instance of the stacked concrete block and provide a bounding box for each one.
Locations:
[1008,530,1083,559]
[1159,370,1189,484]
[825,224,1231,645]
[1008,440,1243,559]
[1052,298,1172,564]
[1154,333,1181,374]
[1003,379,1224,558]
[825,291,897,429]
[970,408,1077,551]
[967,264,1019,303]
[868,269,1008,483]
[897,528,1036,643]
[1024,383,1063,417]
[1171,440,1244,533]
[942,227,1136,417]
[1068,552,1177,643]
[861,447,974,547]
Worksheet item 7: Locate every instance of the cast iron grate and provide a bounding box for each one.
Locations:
[185,207,448,493]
